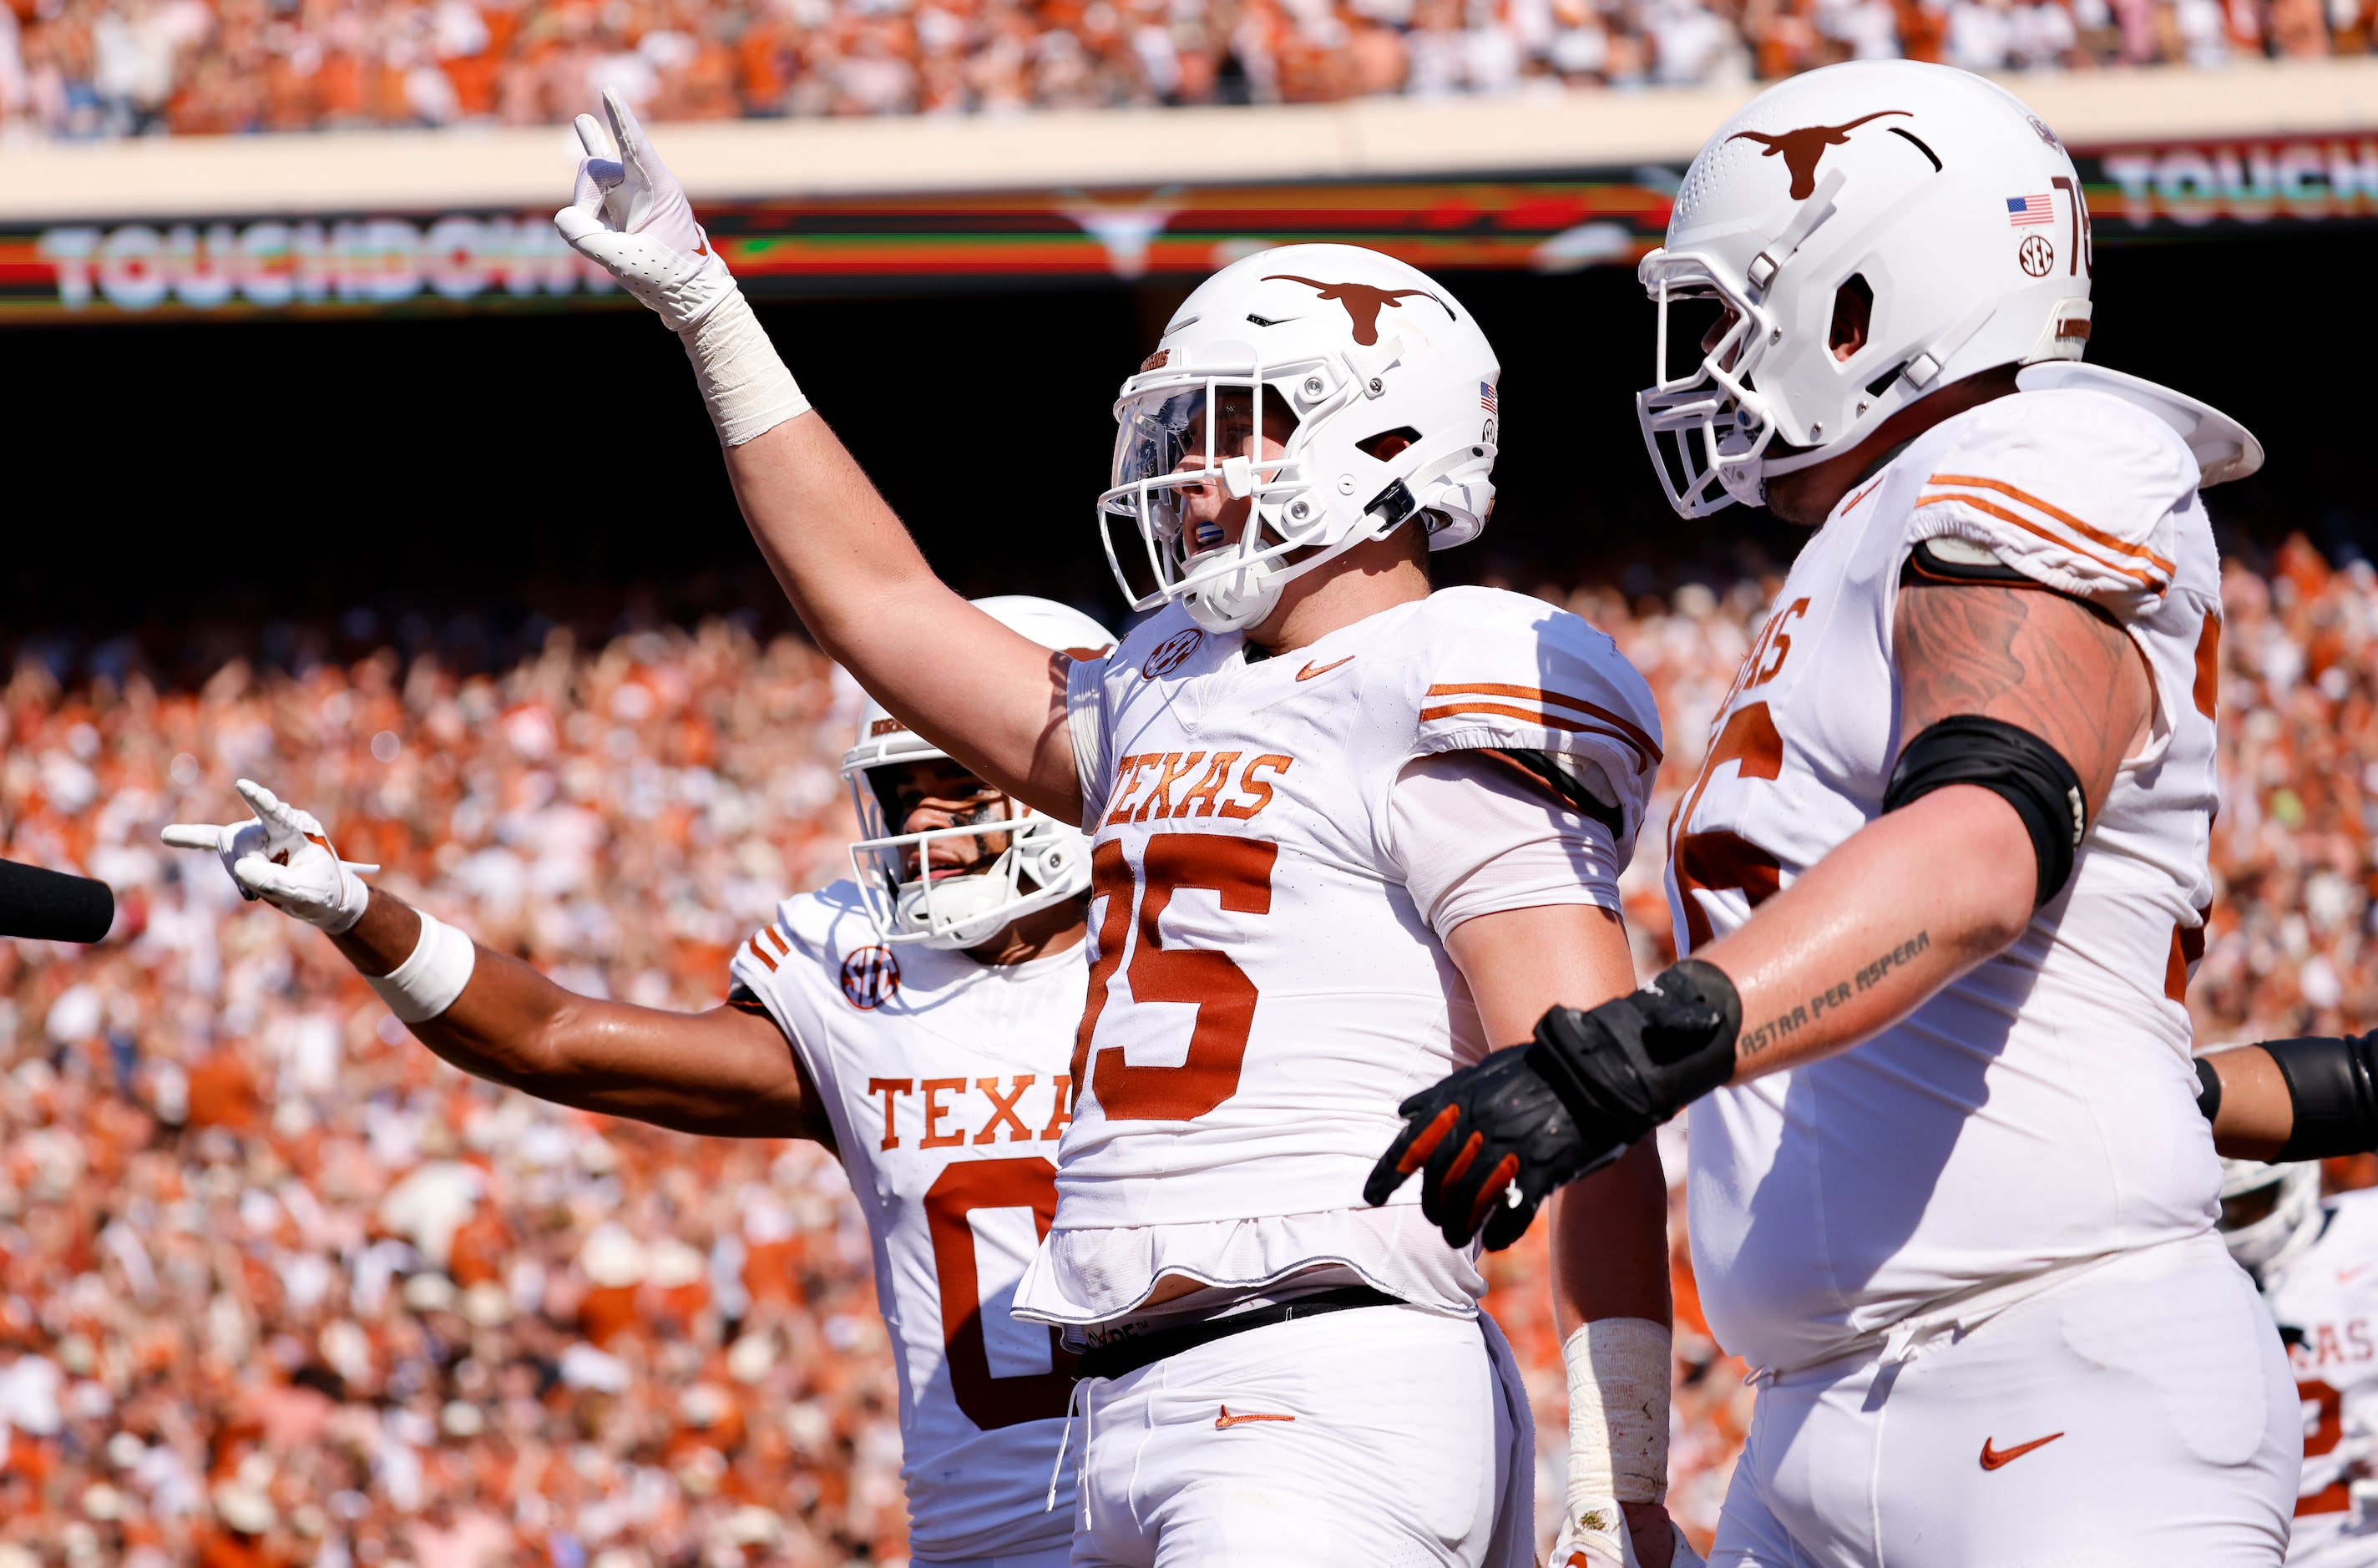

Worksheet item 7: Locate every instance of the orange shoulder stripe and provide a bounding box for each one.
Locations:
[1925,473,2178,578]
[1914,492,2163,589]
[1418,701,1658,772]
[1424,682,1663,764]
[746,933,779,972]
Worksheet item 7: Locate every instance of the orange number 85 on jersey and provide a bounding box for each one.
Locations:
[1069,834,1278,1122]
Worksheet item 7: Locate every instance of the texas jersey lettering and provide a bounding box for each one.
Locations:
[1669,387,2227,1373]
[1023,584,1662,1321]
[729,883,1085,1561]
[2266,1189,2378,1565]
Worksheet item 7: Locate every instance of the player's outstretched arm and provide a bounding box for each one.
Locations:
[332,889,818,1138]
[165,785,821,1140]
[715,418,1080,817]
[552,91,1077,817]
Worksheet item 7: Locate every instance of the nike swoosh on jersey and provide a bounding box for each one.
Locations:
[1295,655,1356,681]
[1214,1406,1296,1429]
[1979,1432,2064,1469]
[1841,474,1888,516]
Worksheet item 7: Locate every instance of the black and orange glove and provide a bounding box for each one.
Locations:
[1364,959,1742,1251]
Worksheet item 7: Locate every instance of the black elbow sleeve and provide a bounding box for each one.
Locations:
[2268,1033,2378,1162]
[1881,715,2087,907]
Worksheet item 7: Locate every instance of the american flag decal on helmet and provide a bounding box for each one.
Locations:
[1480,381,1498,414]
[2006,194,2054,227]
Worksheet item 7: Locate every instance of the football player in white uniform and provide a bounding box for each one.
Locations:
[544,89,1689,1567]
[163,595,1115,1568]
[1373,58,2378,1563]
[2224,1157,2378,1563]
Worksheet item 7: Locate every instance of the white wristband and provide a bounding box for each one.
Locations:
[680,286,811,448]
[368,911,478,1024]
[1566,1317,1672,1513]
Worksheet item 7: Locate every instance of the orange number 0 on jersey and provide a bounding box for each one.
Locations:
[921,1157,1077,1429]
[2299,1377,2351,1516]
[1070,834,1278,1121]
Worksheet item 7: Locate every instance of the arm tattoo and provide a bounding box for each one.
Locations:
[1738,930,1932,1059]
[1895,583,2147,813]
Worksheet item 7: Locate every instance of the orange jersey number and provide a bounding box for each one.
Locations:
[922,1156,1076,1430]
[1670,701,1787,950]
[1072,833,1278,1121]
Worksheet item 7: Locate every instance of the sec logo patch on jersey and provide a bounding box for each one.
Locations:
[1141,630,1202,680]
[840,945,902,1009]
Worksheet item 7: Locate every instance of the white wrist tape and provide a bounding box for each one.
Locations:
[367,912,478,1024]
[1566,1317,1672,1510]
[680,286,811,448]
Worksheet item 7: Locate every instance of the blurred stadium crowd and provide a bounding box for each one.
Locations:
[0,538,2367,1565]
[0,0,2367,139]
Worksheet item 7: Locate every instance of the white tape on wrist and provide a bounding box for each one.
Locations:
[681,286,812,448]
[1566,1317,1672,1510]
[367,912,478,1024]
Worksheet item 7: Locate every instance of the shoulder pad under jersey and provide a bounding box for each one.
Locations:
[728,882,872,995]
[1401,585,1664,832]
[1906,388,2198,619]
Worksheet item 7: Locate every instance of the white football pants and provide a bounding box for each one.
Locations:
[1711,1233,2300,1566]
[1063,1303,1533,1568]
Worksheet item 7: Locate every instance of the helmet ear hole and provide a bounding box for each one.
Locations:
[1829,275,1875,362]
[1357,427,1423,460]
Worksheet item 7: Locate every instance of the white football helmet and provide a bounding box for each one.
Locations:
[840,596,1114,949]
[1099,243,1501,632]
[2217,1157,2325,1279]
[1637,60,2259,517]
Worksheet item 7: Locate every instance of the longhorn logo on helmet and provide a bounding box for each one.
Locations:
[1261,276,1455,346]
[1728,111,1912,199]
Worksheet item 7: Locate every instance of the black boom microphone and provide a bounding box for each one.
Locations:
[0,859,115,943]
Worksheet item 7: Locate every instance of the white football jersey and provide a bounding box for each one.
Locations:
[1020,586,1662,1321]
[728,883,1086,1562]
[1671,387,2227,1373]
[2265,1191,2378,1565]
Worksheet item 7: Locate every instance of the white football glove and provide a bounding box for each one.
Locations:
[1551,1500,1636,1568]
[1547,1515,1704,1568]
[553,89,810,446]
[162,779,377,934]
[554,88,734,333]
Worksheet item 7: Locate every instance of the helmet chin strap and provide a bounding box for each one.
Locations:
[894,869,1015,949]
[1186,565,1284,633]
